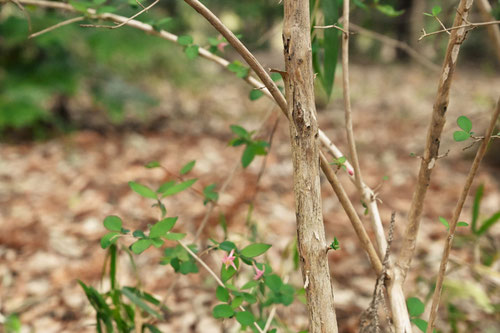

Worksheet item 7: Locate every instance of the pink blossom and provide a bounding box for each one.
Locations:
[222,249,237,270]
[217,42,228,53]
[347,168,354,176]
[252,262,264,280]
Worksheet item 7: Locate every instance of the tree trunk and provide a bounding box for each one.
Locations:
[283,1,338,332]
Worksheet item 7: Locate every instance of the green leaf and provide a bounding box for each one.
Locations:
[432,5,442,16]
[229,138,246,147]
[212,304,234,319]
[185,45,199,60]
[129,181,157,199]
[453,131,470,142]
[122,287,162,319]
[165,233,186,240]
[270,72,282,82]
[230,296,243,309]
[151,237,164,248]
[457,115,472,132]
[227,61,249,78]
[320,0,341,100]
[407,297,425,317]
[472,184,484,233]
[133,230,146,238]
[157,181,175,194]
[179,260,198,274]
[180,160,196,175]
[103,215,122,231]
[131,239,153,254]
[177,35,193,46]
[219,241,236,252]
[457,221,469,227]
[375,4,405,17]
[161,179,197,197]
[265,274,282,293]
[411,318,429,332]
[249,89,264,101]
[236,311,255,326]
[101,232,120,249]
[240,243,272,258]
[152,17,172,31]
[221,260,238,282]
[230,124,250,138]
[241,146,255,168]
[241,280,258,290]
[149,217,178,238]
[439,216,450,230]
[203,183,219,204]
[242,292,257,304]
[145,161,161,169]
[477,211,500,236]
[216,286,230,302]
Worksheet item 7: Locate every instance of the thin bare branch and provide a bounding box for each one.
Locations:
[10,0,32,31]
[80,0,159,29]
[29,16,84,39]
[397,0,475,284]
[427,98,500,333]
[313,24,349,34]
[341,0,363,193]
[419,19,500,40]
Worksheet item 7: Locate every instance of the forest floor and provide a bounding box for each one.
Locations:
[1,64,499,333]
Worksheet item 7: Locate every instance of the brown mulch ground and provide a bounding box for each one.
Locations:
[1,65,499,332]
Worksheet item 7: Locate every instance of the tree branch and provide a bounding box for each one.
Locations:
[397,0,475,284]
[426,97,500,333]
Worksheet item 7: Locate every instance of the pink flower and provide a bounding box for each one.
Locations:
[217,42,228,53]
[347,168,354,176]
[222,249,237,270]
[252,262,264,280]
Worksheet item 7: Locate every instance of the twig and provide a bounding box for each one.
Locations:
[178,240,266,333]
[426,97,500,333]
[348,22,440,72]
[313,24,349,34]
[396,0,474,284]
[320,151,382,275]
[341,0,363,194]
[29,16,84,39]
[419,19,500,40]
[434,15,451,35]
[80,0,159,29]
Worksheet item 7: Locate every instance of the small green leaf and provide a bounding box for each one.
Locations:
[457,116,472,133]
[101,232,120,249]
[329,237,340,250]
[227,61,249,78]
[265,274,282,293]
[241,280,258,290]
[149,217,178,238]
[185,45,199,60]
[129,181,157,199]
[406,297,425,317]
[180,160,196,175]
[133,230,146,238]
[236,311,255,326]
[161,179,197,197]
[122,287,162,319]
[229,138,246,147]
[151,237,164,248]
[432,5,442,16]
[241,146,255,168]
[212,304,234,319]
[203,183,219,204]
[103,215,122,231]
[230,296,243,309]
[177,35,193,46]
[240,243,272,258]
[411,318,429,332]
[230,125,249,138]
[145,161,161,169]
[439,216,450,230]
[453,131,470,142]
[457,221,469,227]
[219,241,236,252]
[270,72,282,82]
[131,239,153,254]
[242,292,257,304]
[376,4,405,17]
[157,181,175,194]
[249,89,264,101]
[165,233,186,240]
[216,286,230,302]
